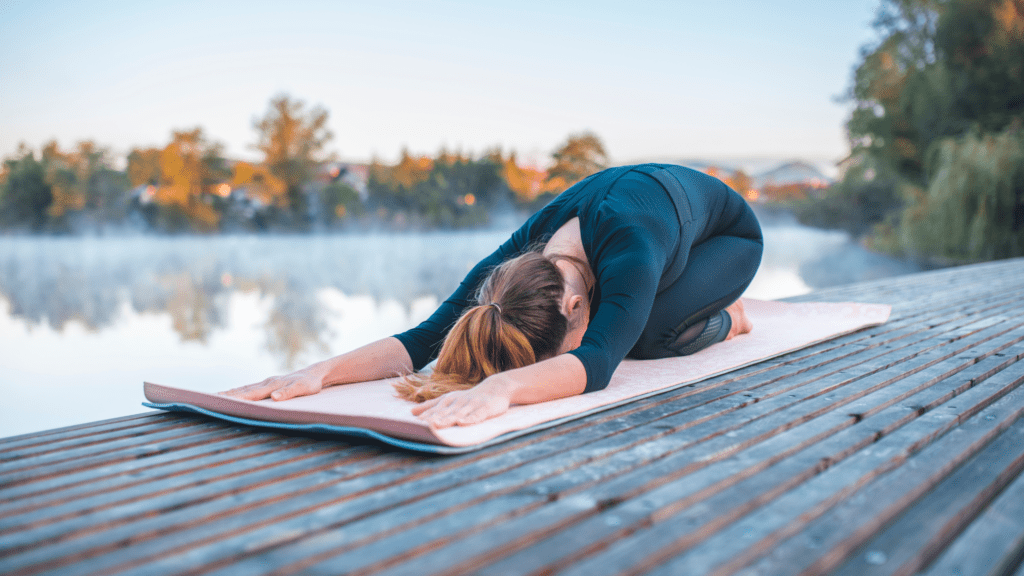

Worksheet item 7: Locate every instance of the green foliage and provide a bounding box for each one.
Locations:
[898,123,1024,261]
[0,142,132,232]
[366,151,514,228]
[841,0,1024,262]
[321,180,364,225]
[0,146,52,231]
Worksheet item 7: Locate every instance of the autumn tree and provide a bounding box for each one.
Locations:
[133,128,228,232]
[253,95,333,219]
[127,148,162,187]
[545,132,609,192]
[500,151,547,203]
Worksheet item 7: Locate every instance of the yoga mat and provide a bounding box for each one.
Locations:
[144,299,891,454]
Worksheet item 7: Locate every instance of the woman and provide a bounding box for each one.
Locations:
[224,163,763,429]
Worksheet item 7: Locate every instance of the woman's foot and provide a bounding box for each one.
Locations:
[724,299,753,340]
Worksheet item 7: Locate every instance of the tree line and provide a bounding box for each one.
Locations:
[0,95,610,233]
[794,0,1024,264]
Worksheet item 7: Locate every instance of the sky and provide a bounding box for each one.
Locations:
[0,0,882,173]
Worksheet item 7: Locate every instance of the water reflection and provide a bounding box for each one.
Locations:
[0,232,510,369]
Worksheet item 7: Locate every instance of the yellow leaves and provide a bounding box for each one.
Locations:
[991,0,1024,44]
[231,161,288,207]
[133,128,225,232]
[501,158,547,202]
[392,153,433,189]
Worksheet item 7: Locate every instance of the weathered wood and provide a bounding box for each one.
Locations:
[2,257,1024,576]
[736,363,1024,576]
[831,413,1024,576]
[920,460,1024,576]
[159,297,1024,569]
[468,344,1024,576]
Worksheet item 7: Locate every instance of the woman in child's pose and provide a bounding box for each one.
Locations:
[225,163,763,429]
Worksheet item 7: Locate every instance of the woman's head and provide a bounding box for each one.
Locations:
[394,247,579,402]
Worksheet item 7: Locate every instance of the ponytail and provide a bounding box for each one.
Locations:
[394,248,568,402]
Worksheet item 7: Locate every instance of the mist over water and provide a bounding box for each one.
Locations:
[0,219,920,437]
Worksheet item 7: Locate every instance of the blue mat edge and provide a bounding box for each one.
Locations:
[142,402,475,454]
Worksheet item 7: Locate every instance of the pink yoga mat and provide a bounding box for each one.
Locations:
[144,299,891,452]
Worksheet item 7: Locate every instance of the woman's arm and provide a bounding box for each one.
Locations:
[221,336,413,401]
[412,353,587,428]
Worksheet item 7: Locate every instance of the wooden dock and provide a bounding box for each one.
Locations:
[3,257,1024,576]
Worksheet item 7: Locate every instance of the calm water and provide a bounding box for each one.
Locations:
[0,216,920,437]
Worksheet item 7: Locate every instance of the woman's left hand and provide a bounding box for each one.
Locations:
[411,386,511,428]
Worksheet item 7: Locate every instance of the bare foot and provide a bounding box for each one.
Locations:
[724,298,753,340]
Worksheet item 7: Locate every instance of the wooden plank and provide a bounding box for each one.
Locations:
[66,297,1024,569]
[729,363,1024,576]
[166,323,1024,574]
[353,341,1024,576]
[0,428,299,503]
[0,439,363,535]
[0,413,164,448]
[0,418,216,463]
[459,343,1024,576]
[0,449,408,574]
[0,421,242,476]
[830,413,1024,576]
[916,456,1024,576]
[0,427,254,488]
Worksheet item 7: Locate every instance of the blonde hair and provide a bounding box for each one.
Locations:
[394,248,570,402]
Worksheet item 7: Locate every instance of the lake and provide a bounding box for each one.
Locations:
[0,212,921,437]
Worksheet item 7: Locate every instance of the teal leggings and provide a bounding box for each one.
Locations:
[629,181,763,359]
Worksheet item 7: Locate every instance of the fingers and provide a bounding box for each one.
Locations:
[270,383,297,401]
[220,374,319,401]
[410,397,441,416]
[413,392,507,429]
[220,378,278,401]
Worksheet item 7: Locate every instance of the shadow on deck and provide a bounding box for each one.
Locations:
[3,257,1024,575]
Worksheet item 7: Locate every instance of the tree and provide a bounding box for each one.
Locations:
[39,140,127,229]
[500,151,547,203]
[843,0,1024,261]
[0,145,52,231]
[253,95,333,219]
[545,132,609,192]
[127,147,162,187]
[141,128,228,232]
[899,122,1024,261]
[364,148,515,228]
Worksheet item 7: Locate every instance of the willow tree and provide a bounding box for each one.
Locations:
[900,124,1024,261]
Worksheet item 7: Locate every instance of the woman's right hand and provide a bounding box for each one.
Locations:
[220,366,326,401]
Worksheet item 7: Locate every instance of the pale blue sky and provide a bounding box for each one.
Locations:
[0,0,882,170]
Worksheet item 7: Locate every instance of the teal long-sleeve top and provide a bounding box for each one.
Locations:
[394,163,738,393]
